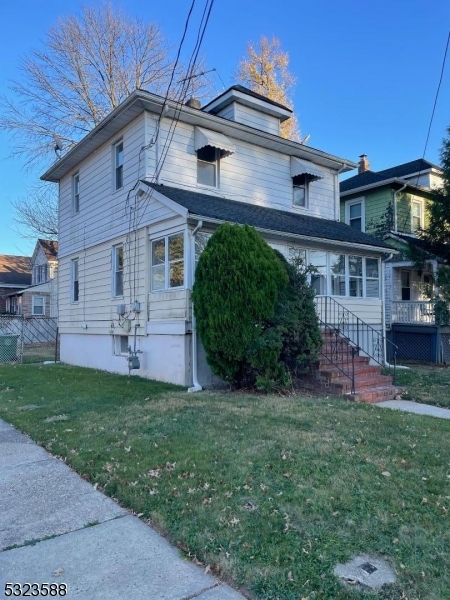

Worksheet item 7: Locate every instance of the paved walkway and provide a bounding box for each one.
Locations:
[375,399,450,419]
[0,419,244,599]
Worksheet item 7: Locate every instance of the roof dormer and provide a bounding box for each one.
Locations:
[202,85,292,136]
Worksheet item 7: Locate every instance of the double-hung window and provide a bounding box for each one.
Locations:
[72,259,79,302]
[32,296,45,316]
[308,252,380,298]
[310,251,328,295]
[197,146,218,187]
[401,270,411,301]
[114,140,124,190]
[151,233,184,291]
[292,174,309,207]
[412,201,422,231]
[72,173,80,213]
[365,259,380,298]
[349,256,363,297]
[330,254,346,296]
[345,198,365,231]
[112,245,124,297]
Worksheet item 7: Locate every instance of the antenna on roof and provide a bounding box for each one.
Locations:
[300,134,310,145]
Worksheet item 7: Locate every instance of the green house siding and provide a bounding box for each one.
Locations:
[340,187,393,235]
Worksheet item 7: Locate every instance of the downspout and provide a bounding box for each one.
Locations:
[393,183,407,232]
[188,220,203,393]
[334,163,347,221]
[383,252,409,370]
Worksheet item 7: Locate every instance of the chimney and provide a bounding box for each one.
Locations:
[185,97,201,109]
[358,154,370,173]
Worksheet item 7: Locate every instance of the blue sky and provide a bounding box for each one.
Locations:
[0,0,449,255]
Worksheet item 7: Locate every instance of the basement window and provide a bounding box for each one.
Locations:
[114,335,129,356]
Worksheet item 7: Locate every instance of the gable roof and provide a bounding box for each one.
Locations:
[38,239,58,260]
[142,183,391,252]
[340,158,442,195]
[0,255,32,286]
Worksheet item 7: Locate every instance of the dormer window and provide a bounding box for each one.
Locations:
[194,126,235,189]
[197,145,218,187]
[292,174,309,207]
[290,157,324,209]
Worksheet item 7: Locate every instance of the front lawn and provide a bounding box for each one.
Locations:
[0,364,449,599]
[395,364,450,408]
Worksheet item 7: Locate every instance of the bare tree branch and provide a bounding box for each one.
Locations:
[11,183,58,240]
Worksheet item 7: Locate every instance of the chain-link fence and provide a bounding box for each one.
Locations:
[0,315,58,364]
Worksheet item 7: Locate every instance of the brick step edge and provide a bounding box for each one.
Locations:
[346,386,400,403]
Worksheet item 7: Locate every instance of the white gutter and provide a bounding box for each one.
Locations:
[340,178,430,198]
[188,220,203,393]
[393,183,408,233]
[335,163,348,221]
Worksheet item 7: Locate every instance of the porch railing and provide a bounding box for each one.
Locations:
[391,301,435,325]
[315,296,398,387]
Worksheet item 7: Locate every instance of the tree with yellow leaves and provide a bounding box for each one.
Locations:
[237,36,300,141]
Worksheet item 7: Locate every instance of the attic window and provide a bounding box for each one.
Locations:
[293,174,309,207]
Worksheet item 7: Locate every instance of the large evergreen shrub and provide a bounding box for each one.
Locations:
[192,223,288,384]
[192,224,322,390]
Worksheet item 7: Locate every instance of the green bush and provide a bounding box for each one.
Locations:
[192,224,322,390]
[192,223,288,384]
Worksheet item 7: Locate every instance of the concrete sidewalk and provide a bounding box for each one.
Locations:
[0,419,244,599]
[375,399,450,419]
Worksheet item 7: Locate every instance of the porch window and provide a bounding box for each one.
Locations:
[401,270,411,301]
[330,254,346,296]
[310,251,327,295]
[195,232,212,270]
[32,296,45,316]
[151,232,184,291]
[366,259,380,298]
[349,256,363,297]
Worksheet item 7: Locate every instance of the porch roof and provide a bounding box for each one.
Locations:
[142,183,392,252]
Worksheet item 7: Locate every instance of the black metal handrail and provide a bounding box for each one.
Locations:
[318,321,357,394]
[315,296,398,385]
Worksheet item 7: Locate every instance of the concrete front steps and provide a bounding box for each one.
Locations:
[300,331,399,403]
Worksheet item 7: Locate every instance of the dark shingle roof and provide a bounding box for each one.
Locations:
[144,183,390,250]
[202,85,292,113]
[38,239,58,260]
[0,255,32,285]
[340,159,441,193]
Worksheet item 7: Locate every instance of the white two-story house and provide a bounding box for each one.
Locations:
[41,85,393,388]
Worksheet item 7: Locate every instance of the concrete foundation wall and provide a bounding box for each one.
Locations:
[60,332,191,386]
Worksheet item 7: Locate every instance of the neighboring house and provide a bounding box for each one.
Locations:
[41,85,393,393]
[0,255,31,313]
[340,156,446,361]
[6,239,58,318]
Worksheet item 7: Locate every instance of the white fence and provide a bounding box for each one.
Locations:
[391,301,435,325]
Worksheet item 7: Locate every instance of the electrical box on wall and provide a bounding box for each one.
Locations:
[117,304,126,316]
[132,301,141,313]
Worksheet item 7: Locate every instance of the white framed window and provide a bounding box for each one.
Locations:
[197,146,219,187]
[33,265,48,284]
[365,258,380,298]
[401,270,411,301]
[114,140,124,190]
[32,296,45,316]
[308,252,380,299]
[112,245,124,297]
[113,335,129,356]
[292,174,309,208]
[411,201,422,231]
[72,173,80,214]
[345,198,365,231]
[151,232,184,291]
[71,259,79,302]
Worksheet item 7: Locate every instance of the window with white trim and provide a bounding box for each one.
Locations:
[365,259,380,298]
[411,201,422,231]
[330,254,346,296]
[292,174,309,207]
[113,335,129,356]
[114,140,124,190]
[401,270,411,301]
[349,255,363,297]
[71,259,79,302]
[151,233,184,291]
[32,296,45,316]
[112,245,124,297]
[72,173,80,213]
[345,198,365,231]
[33,265,48,284]
[310,251,327,295]
[197,146,219,187]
